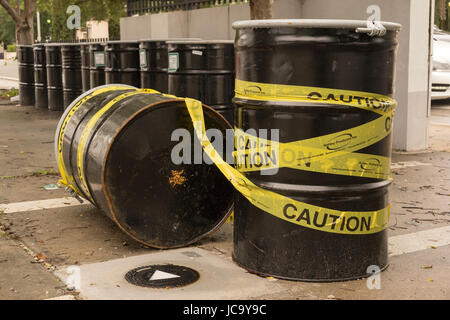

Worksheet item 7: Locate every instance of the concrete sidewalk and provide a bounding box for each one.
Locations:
[0,102,449,300]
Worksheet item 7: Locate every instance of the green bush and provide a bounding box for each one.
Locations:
[6,44,16,52]
[0,88,19,98]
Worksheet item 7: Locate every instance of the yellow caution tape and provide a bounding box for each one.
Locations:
[76,89,159,202]
[234,79,396,179]
[183,97,390,235]
[57,83,393,235]
[57,86,134,198]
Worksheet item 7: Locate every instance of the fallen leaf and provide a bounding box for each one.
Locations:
[421,265,433,269]
[35,253,47,261]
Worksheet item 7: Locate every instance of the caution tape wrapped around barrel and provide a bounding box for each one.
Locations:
[57,80,397,236]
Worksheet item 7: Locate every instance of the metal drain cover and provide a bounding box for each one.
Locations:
[125,264,200,288]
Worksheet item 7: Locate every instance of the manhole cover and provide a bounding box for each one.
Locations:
[125,264,200,288]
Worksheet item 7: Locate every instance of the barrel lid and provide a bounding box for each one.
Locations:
[166,40,234,44]
[139,38,202,42]
[59,42,84,46]
[232,19,401,31]
[107,40,139,44]
[44,43,65,47]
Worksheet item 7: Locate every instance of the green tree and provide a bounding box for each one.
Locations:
[0,0,37,45]
[0,4,16,47]
[435,0,450,31]
[37,0,125,41]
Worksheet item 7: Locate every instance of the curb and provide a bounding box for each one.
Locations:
[0,76,19,81]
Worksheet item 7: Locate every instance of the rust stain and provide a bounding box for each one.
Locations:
[169,169,186,187]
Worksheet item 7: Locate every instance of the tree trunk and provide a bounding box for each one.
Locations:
[0,0,36,45]
[439,0,447,30]
[249,0,273,20]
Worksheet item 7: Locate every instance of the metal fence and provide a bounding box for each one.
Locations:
[126,0,247,16]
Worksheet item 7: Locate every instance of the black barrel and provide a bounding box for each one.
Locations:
[45,43,64,111]
[105,41,140,87]
[167,40,235,125]
[55,85,233,248]
[17,45,35,106]
[232,19,401,281]
[89,43,106,88]
[80,43,91,92]
[61,43,83,109]
[139,38,201,93]
[33,44,47,109]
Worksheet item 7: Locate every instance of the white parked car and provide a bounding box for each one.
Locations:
[432,38,450,100]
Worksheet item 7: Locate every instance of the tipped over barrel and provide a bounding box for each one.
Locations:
[55,85,233,248]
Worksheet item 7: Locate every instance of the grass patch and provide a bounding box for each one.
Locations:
[0,88,19,98]
[0,169,59,180]
[31,169,59,177]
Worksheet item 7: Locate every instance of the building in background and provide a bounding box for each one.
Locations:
[121,0,433,152]
[76,20,109,40]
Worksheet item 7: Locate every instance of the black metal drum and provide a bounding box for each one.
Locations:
[167,40,235,125]
[33,44,47,109]
[61,43,83,109]
[139,38,201,93]
[80,43,91,92]
[55,85,233,248]
[45,43,64,111]
[232,19,401,281]
[105,41,140,87]
[17,45,35,106]
[89,43,106,88]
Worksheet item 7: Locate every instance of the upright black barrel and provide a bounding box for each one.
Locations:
[55,85,233,248]
[139,38,201,93]
[61,43,83,109]
[17,45,35,106]
[232,19,401,281]
[45,43,64,111]
[33,44,47,109]
[105,41,140,87]
[80,43,91,92]
[89,43,106,88]
[167,40,235,125]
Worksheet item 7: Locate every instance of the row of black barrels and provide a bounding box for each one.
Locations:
[17,39,235,124]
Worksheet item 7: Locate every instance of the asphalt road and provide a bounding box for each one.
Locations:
[431,100,450,126]
[0,60,18,80]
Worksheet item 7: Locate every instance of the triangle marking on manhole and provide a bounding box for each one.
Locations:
[150,270,181,281]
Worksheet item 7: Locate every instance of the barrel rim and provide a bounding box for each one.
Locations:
[139,38,202,42]
[44,43,64,47]
[166,40,234,45]
[54,84,136,166]
[106,40,140,44]
[232,19,401,31]
[101,97,233,249]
